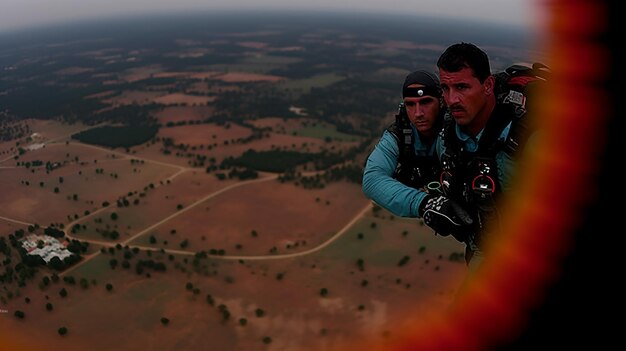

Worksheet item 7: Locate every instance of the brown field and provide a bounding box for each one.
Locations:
[71,170,240,242]
[152,106,215,124]
[0,218,28,235]
[27,119,92,143]
[0,143,178,225]
[120,65,164,83]
[0,113,467,351]
[0,120,466,351]
[159,123,252,146]
[135,181,369,255]
[0,207,466,351]
[131,125,355,168]
[17,141,121,164]
[215,72,285,83]
[0,141,18,159]
[152,93,216,106]
[54,67,95,75]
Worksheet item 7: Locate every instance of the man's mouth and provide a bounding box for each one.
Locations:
[450,108,464,116]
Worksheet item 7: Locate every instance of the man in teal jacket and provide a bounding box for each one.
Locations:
[362,70,445,218]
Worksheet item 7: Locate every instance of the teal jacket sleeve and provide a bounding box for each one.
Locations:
[362,130,428,217]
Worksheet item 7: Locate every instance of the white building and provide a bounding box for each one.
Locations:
[21,234,73,263]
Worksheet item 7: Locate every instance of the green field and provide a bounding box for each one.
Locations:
[206,56,301,74]
[367,67,411,82]
[276,73,345,94]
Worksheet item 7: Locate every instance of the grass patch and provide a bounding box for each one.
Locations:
[70,254,117,282]
[276,73,345,94]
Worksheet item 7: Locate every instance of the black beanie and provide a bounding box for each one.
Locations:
[402,70,441,98]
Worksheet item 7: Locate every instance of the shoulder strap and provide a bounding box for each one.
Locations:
[477,103,516,155]
[387,102,414,159]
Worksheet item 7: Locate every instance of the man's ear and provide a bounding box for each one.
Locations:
[484,75,495,95]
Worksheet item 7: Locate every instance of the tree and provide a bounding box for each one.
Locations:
[179,239,188,249]
[320,288,328,297]
[161,317,169,325]
[14,310,25,319]
[46,302,53,311]
[59,288,67,298]
[106,283,113,291]
[58,327,68,336]
[356,258,364,271]
[218,304,230,322]
[239,318,247,326]
[397,255,411,267]
[255,308,265,317]
[110,212,118,221]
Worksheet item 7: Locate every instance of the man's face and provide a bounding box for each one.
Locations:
[439,67,489,126]
[403,84,440,136]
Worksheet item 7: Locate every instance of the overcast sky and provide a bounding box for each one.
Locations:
[0,0,541,33]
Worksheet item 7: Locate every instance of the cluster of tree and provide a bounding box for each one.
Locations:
[72,124,159,148]
[222,167,258,181]
[0,83,107,121]
[0,233,40,286]
[0,118,30,142]
[18,160,43,168]
[135,259,167,275]
[222,149,317,173]
[66,239,89,254]
[44,226,65,238]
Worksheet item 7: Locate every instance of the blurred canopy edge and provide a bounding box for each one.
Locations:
[496,0,620,349]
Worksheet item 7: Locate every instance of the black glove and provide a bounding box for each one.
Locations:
[419,195,473,241]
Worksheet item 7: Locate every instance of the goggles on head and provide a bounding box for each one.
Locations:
[402,86,440,99]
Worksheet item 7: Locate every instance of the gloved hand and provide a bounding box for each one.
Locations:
[419,195,473,241]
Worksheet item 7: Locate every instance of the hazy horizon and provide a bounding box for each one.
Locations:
[0,0,539,33]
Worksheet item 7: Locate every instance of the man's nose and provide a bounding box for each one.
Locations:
[446,90,460,105]
[412,106,424,118]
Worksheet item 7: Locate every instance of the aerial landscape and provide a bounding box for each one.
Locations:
[0,10,539,351]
